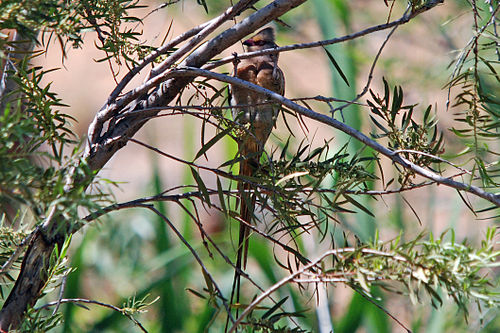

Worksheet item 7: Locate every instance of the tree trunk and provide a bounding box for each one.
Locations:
[0,229,63,331]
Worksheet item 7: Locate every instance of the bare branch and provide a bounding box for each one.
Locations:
[392,149,472,175]
[331,9,402,114]
[148,0,259,79]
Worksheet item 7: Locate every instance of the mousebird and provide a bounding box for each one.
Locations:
[229,26,285,318]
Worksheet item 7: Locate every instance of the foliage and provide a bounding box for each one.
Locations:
[368,78,444,185]
[0,55,109,224]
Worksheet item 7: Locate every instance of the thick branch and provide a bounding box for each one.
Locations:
[0,205,66,330]
[91,0,259,142]
[84,0,307,171]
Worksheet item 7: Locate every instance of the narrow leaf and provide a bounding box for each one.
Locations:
[190,167,211,207]
[262,297,289,320]
[323,47,350,87]
[194,127,232,161]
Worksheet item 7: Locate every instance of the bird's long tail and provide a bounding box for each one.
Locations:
[229,151,257,321]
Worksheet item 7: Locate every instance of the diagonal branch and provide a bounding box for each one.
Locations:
[84,0,307,172]
[35,298,149,333]
[170,66,500,208]
[227,247,374,332]
[88,0,259,146]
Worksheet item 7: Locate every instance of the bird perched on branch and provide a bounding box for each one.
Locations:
[229,26,285,314]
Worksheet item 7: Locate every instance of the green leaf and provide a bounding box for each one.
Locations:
[370,115,389,134]
[190,167,211,207]
[216,177,226,214]
[323,47,350,87]
[194,127,232,161]
[344,194,375,217]
[401,106,413,131]
[383,77,390,106]
[391,85,403,120]
[197,0,208,13]
[262,297,289,320]
[280,136,291,160]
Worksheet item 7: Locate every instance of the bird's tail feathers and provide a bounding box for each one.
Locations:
[229,155,258,324]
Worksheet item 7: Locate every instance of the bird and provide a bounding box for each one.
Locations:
[228,26,285,318]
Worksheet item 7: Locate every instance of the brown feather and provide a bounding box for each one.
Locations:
[229,26,285,322]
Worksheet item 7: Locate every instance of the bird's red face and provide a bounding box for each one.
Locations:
[243,38,267,47]
[242,27,277,52]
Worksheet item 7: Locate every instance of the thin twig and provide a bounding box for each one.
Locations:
[350,285,412,333]
[331,8,404,114]
[204,1,444,71]
[291,95,367,107]
[82,169,475,225]
[80,191,301,325]
[35,298,149,333]
[149,0,258,78]
[144,205,235,325]
[446,4,500,109]
[392,149,472,175]
[52,275,67,315]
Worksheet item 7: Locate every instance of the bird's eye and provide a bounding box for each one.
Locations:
[254,40,266,46]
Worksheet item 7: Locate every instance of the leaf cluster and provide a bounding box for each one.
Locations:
[0,0,156,68]
[368,78,444,185]
[0,0,85,46]
[446,1,500,188]
[0,63,73,217]
[309,229,499,318]
[0,58,109,223]
[42,235,74,297]
[20,308,63,333]
[0,219,28,297]
[83,0,150,68]
[243,297,308,332]
[261,141,377,230]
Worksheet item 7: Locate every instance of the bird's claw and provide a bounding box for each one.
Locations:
[232,52,240,76]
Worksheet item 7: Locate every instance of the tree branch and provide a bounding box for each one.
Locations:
[204,0,444,71]
[85,0,307,171]
[170,66,500,207]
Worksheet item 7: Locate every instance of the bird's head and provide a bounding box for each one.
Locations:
[243,27,277,52]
